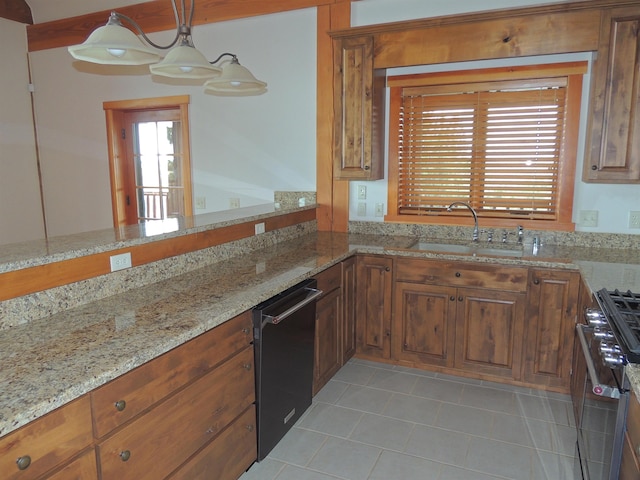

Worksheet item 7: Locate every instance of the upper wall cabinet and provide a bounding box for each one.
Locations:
[333,37,385,180]
[585,5,640,183]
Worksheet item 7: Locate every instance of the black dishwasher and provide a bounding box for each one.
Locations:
[253,278,322,461]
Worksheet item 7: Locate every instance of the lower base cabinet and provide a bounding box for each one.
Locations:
[0,311,256,480]
[621,390,640,480]
[168,405,257,480]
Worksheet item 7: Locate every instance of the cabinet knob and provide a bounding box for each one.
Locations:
[246,424,255,432]
[591,165,598,171]
[243,363,252,371]
[458,296,463,302]
[115,400,126,411]
[242,327,250,334]
[533,278,540,285]
[16,455,31,471]
[455,272,461,277]
[385,266,390,272]
[120,450,131,462]
[364,165,371,171]
[450,296,455,301]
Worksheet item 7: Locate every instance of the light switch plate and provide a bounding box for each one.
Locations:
[578,210,598,227]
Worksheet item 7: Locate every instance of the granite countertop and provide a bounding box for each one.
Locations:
[2,231,640,437]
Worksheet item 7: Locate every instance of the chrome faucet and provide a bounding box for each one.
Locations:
[447,201,479,242]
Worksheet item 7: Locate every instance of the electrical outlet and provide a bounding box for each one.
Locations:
[375,203,384,217]
[195,196,206,209]
[629,211,640,229]
[357,202,366,216]
[255,222,265,235]
[110,252,132,272]
[578,210,598,227]
[357,185,367,200]
[229,198,240,209]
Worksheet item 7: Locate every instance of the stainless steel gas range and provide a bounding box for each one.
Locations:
[572,289,640,480]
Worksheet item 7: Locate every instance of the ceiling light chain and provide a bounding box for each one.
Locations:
[67,0,267,96]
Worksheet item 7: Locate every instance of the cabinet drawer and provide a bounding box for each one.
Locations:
[0,396,93,480]
[315,263,342,295]
[396,257,528,292]
[91,311,252,438]
[97,346,255,480]
[167,405,257,480]
[46,448,98,480]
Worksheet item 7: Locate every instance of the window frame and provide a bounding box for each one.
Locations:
[386,62,586,231]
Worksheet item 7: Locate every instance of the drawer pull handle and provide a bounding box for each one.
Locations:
[243,363,252,371]
[246,424,255,432]
[16,455,31,470]
[115,400,127,411]
[120,450,131,462]
[455,272,461,277]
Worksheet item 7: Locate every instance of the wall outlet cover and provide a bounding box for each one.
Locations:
[578,210,598,227]
[629,211,640,229]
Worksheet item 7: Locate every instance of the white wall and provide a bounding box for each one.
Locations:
[349,0,640,234]
[25,8,316,238]
[0,18,45,244]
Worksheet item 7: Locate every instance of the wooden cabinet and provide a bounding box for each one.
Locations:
[621,389,640,480]
[584,5,640,182]
[393,282,456,368]
[342,256,357,362]
[313,257,359,394]
[333,36,385,180]
[0,396,95,480]
[356,255,393,359]
[523,269,581,389]
[314,264,343,394]
[394,258,527,381]
[93,311,255,480]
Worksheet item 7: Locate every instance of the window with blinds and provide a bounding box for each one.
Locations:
[386,63,585,230]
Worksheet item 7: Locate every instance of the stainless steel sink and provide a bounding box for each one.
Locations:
[411,241,523,258]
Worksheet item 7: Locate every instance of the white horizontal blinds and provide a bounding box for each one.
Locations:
[398,78,567,220]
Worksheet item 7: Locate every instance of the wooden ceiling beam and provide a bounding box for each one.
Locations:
[0,0,33,24]
[26,0,339,52]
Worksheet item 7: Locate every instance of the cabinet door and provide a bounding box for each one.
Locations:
[621,390,640,480]
[342,256,357,362]
[356,255,393,359]
[393,282,456,368]
[314,288,342,395]
[454,288,525,380]
[333,36,385,180]
[585,6,640,182]
[524,269,580,389]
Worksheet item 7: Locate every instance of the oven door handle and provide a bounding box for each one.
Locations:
[576,324,620,399]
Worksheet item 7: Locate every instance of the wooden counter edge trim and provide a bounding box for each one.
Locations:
[0,209,316,302]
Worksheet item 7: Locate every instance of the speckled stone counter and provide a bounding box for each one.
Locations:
[2,230,640,437]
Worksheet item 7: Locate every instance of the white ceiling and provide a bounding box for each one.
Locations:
[26,0,155,24]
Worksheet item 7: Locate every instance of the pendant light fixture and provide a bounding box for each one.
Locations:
[204,54,267,96]
[68,0,266,95]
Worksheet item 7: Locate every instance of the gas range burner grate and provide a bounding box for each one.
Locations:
[597,289,640,361]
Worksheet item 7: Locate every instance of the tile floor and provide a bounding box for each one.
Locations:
[240,359,582,480]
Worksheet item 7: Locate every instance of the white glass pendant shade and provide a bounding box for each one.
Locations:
[204,59,267,96]
[150,42,222,80]
[68,14,160,65]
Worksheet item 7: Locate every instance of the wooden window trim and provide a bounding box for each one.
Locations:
[386,62,586,231]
